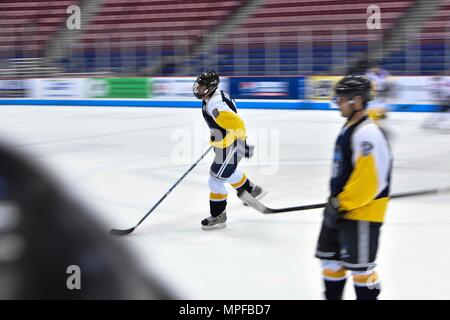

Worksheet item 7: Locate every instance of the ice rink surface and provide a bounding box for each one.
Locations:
[0,105,449,299]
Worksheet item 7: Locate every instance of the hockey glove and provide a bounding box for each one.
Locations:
[323,197,345,229]
[244,142,254,158]
[237,141,254,158]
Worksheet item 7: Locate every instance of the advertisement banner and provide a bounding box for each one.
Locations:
[307,75,450,105]
[30,78,86,99]
[390,76,450,105]
[307,76,341,100]
[152,77,229,100]
[87,78,151,98]
[0,80,29,97]
[298,77,306,100]
[230,77,300,100]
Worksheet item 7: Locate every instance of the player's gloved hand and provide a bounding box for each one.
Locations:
[323,197,345,229]
[237,141,254,158]
[244,142,254,158]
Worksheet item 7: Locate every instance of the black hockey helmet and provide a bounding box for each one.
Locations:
[334,74,373,107]
[193,70,220,99]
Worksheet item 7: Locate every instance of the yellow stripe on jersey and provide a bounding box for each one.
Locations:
[215,111,246,134]
[338,153,378,212]
[210,134,237,148]
[210,111,247,149]
[344,197,389,222]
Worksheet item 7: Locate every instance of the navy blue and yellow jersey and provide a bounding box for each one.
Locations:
[202,90,246,149]
[331,116,392,223]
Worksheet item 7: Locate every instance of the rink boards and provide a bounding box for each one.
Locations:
[0,76,447,112]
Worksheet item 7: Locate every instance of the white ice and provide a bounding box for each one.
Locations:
[0,105,449,299]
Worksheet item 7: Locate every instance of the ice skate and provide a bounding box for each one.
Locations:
[201,211,227,230]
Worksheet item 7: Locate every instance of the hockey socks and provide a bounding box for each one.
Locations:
[323,268,347,300]
[353,272,381,300]
[209,193,227,217]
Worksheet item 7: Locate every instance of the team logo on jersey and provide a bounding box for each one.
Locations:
[212,108,219,118]
[361,141,374,156]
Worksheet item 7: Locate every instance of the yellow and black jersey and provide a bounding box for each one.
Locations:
[202,90,246,148]
[331,116,392,223]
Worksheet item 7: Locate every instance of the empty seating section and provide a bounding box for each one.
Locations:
[80,0,244,46]
[421,0,450,39]
[0,0,76,57]
[70,0,244,74]
[215,0,414,75]
[1,0,448,76]
[386,0,450,74]
[228,0,413,44]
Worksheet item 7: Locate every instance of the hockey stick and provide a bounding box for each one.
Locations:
[110,146,213,236]
[238,186,450,214]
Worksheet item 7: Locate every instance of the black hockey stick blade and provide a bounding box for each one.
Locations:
[110,227,136,236]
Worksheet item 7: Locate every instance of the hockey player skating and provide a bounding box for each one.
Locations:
[422,75,450,131]
[364,66,396,141]
[193,70,266,230]
[365,65,393,120]
[315,75,393,300]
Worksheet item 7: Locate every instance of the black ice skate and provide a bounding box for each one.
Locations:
[201,212,227,230]
[243,185,267,206]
